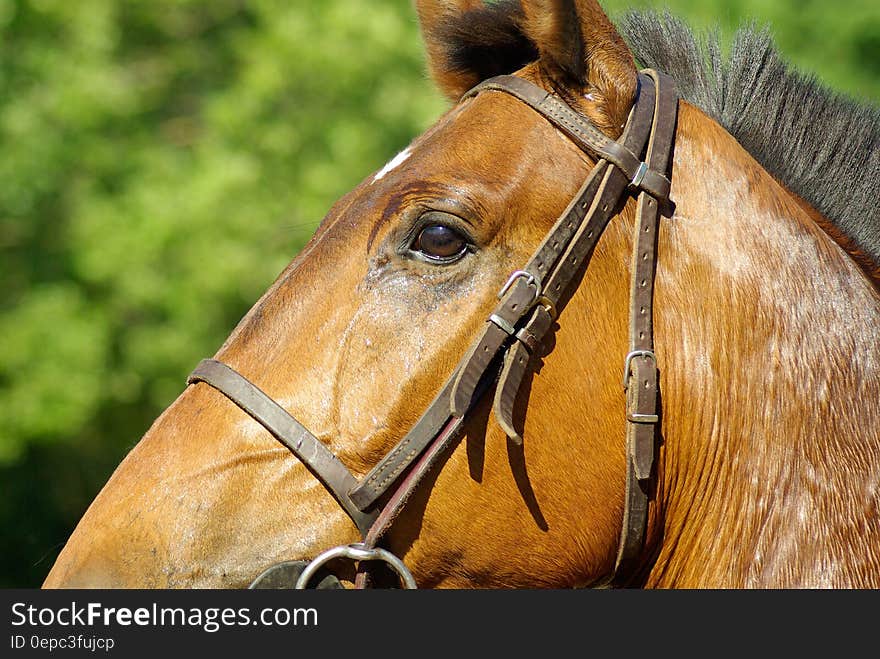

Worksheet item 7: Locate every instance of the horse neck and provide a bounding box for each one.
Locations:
[645,103,880,588]
[785,188,880,288]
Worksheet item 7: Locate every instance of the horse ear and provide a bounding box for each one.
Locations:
[415,0,538,101]
[416,1,638,134]
[519,0,638,135]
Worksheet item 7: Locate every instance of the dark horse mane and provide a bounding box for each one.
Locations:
[619,11,880,270]
[437,3,880,269]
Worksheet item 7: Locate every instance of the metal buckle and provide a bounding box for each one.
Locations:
[622,350,656,389]
[294,543,417,589]
[624,350,659,423]
[497,270,541,305]
[491,271,547,335]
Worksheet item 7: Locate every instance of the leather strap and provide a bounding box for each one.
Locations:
[187,359,379,535]
[463,76,671,201]
[348,363,494,510]
[493,306,554,445]
[457,72,677,587]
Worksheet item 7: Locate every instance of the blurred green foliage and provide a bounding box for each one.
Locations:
[611,0,880,102]
[1,0,877,587]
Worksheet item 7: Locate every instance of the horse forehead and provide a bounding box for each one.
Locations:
[367,93,558,193]
[312,95,564,253]
[369,92,585,213]
[422,91,564,167]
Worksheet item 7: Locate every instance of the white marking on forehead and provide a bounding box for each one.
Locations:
[372,147,412,182]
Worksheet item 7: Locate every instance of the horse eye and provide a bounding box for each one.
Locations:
[413,224,468,261]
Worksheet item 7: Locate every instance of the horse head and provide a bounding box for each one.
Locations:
[44,0,880,589]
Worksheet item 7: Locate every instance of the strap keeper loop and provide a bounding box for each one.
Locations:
[627,412,659,424]
[514,327,539,353]
[489,313,516,336]
[536,295,558,321]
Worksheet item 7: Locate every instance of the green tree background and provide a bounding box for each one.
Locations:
[1,0,877,587]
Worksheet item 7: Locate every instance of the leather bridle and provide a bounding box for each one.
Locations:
[186,69,678,588]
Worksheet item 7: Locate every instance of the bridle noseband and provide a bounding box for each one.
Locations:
[187,69,678,588]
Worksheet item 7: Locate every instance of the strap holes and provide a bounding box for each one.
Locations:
[642,252,648,261]
[511,303,518,311]
[602,204,608,212]
[639,331,645,340]
[640,279,647,287]
[587,230,594,238]
[640,306,646,315]
[551,241,558,249]
[554,283,561,291]
[483,345,489,352]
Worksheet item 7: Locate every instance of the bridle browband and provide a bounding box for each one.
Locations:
[187,69,678,588]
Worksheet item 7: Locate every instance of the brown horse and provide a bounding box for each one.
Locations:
[44,0,880,589]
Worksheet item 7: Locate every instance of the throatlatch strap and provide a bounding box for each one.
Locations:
[613,70,678,587]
